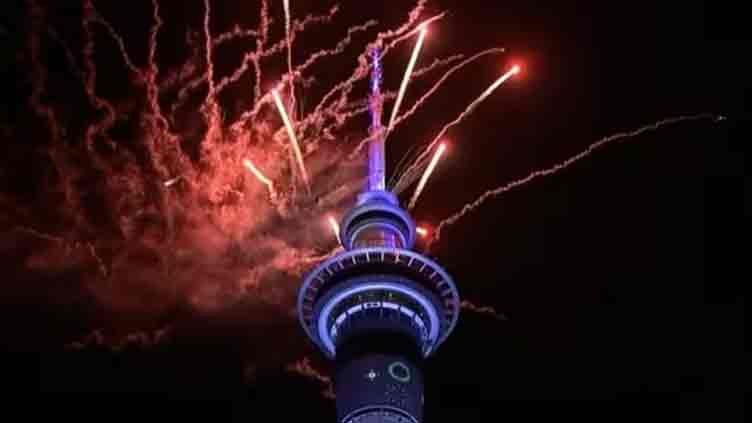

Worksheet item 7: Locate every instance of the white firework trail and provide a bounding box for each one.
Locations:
[272,88,310,193]
[393,65,520,195]
[390,49,506,140]
[327,216,341,245]
[408,142,447,210]
[243,159,276,200]
[386,25,428,137]
[164,176,182,188]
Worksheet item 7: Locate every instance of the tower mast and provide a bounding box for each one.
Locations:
[368,47,386,192]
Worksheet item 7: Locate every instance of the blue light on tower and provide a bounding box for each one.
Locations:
[297,47,460,423]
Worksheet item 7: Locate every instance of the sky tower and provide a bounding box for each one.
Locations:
[297,48,460,422]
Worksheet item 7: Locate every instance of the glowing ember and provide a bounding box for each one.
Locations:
[164,176,182,188]
[416,227,429,237]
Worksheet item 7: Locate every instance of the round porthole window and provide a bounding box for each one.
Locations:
[388,361,411,383]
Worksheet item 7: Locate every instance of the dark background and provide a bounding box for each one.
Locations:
[1,0,748,421]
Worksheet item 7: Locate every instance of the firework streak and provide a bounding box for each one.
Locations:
[393,65,520,195]
[387,26,428,137]
[408,142,447,210]
[429,114,719,247]
[14,0,723,355]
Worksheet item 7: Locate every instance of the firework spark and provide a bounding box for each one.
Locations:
[327,216,341,245]
[386,49,506,177]
[394,64,520,194]
[283,0,297,114]
[416,227,429,237]
[272,88,310,193]
[408,142,447,210]
[164,176,182,188]
[387,25,428,137]
[243,159,276,200]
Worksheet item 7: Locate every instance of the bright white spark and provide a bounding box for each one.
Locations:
[473,64,519,106]
[328,216,341,245]
[243,159,273,187]
[272,88,310,192]
[163,176,181,188]
[243,158,277,200]
[416,227,429,237]
[408,142,447,210]
[387,25,428,137]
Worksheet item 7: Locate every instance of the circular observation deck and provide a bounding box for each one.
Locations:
[339,190,417,250]
[297,247,460,359]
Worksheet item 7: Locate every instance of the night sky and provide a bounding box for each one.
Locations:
[1,0,747,421]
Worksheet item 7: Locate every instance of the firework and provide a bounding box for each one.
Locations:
[243,159,274,191]
[327,216,341,245]
[394,64,520,194]
[408,142,447,210]
[387,25,428,137]
[272,88,310,193]
[416,227,429,237]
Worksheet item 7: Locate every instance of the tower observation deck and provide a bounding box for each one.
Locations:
[297,48,460,423]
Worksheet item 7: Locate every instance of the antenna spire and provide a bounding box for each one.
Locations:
[367,47,386,191]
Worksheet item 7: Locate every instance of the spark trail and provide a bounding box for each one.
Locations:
[243,159,276,199]
[272,88,310,192]
[394,65,520,194]
[429,114,719,246]
[351,48,506,163]
[387,25,428,137]
[408,142,446,210]
[461,300,507,321]
[283,0,297,115]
